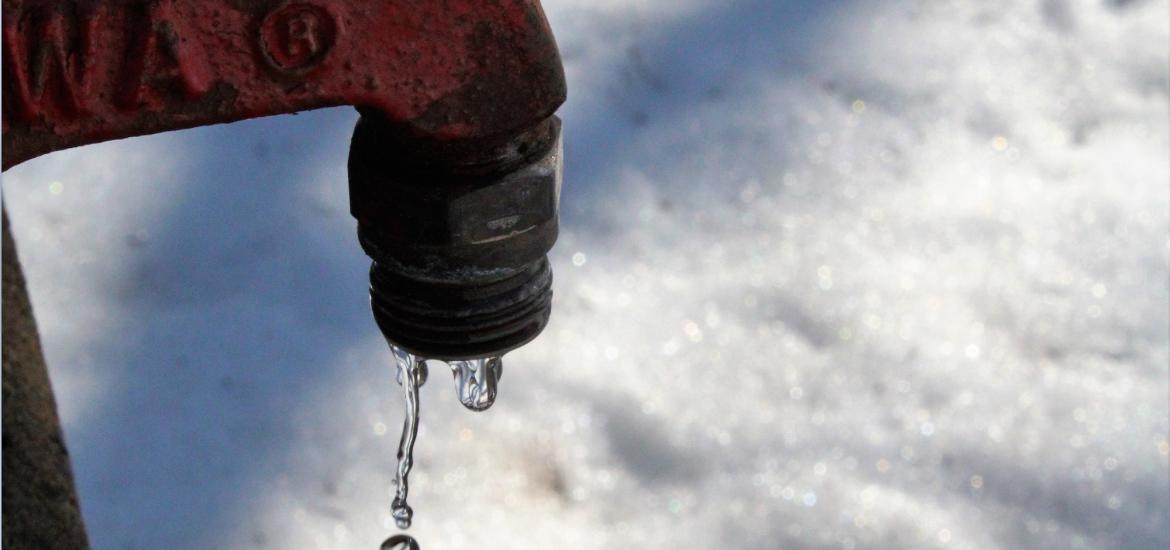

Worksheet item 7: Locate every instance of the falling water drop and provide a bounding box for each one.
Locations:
[380,534,420,550]
[388,343,424,529]
[448,356,502,411]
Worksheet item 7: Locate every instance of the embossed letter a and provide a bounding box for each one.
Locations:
[118,1,212,110]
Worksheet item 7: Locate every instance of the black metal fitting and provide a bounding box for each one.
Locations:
[348,111,561,360]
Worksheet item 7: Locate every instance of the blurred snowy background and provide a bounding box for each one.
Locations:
[3,0,1168,548]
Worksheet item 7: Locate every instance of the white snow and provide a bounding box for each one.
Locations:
[3,0,1167,549]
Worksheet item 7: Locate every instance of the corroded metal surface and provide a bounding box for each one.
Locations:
[2,0,567,169]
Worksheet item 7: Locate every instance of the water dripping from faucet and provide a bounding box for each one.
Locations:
[388,343,425,530]
[448,356,502,412]
[382,343,506,548]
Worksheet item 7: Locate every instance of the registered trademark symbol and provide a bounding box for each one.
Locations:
[259,3,336,73]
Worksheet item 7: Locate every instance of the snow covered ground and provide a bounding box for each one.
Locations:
[3,0,1168,548]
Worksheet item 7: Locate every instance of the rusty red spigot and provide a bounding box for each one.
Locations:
[3,0,568,359]
[3,0,566,168]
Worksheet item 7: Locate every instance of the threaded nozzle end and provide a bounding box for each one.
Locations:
[368,258,552,360]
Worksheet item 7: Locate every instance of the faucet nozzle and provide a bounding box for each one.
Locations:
[348,113,562,360]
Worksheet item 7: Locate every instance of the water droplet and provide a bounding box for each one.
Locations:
[391,501,413,530]
[388,342,424,529]
[448,356,502,411]
[380,534,420,550]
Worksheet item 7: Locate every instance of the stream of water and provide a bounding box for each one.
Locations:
[384,342,505,547]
